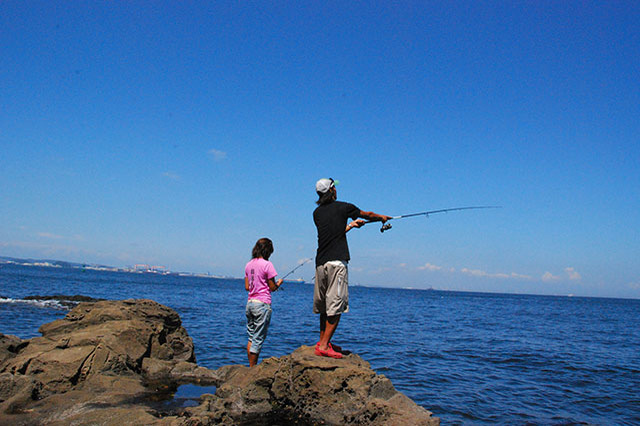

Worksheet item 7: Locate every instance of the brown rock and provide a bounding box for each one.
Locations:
[0,299,203,421]
[185,346,438,425]
[0,334,23,365]
[0,299,439,425]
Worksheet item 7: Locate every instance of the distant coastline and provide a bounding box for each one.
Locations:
[2,255,637,301]
[0,255,232,280]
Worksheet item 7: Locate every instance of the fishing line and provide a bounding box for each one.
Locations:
[364,206,501,232]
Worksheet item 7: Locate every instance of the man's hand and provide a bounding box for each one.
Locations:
[347,219,365,232]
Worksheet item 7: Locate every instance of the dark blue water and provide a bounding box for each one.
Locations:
[1,264,638,425]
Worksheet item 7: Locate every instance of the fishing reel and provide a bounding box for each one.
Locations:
[380,223,392,233]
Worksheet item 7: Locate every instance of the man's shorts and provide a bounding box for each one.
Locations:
[246,300,272,354]
[313,260,349,316]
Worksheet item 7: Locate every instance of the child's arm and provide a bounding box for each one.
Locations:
[245,277,250,291]
[268,278,283,292]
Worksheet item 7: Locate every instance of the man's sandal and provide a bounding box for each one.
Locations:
[314,343,343,359]
[315,342,343,353]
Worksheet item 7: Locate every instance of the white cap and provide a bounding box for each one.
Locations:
[315,178,337,194]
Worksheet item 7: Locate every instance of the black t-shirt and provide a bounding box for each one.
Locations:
[313,201,361,266]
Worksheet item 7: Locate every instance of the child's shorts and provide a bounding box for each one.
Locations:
[246,300,272,354]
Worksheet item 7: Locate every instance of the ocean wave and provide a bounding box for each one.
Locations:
[0,295,103,310]
[0,296,68,310]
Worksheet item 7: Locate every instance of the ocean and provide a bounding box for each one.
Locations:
[1,263,638,425]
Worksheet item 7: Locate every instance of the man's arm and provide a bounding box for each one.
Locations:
[346,210,392,232]
[358,210,392,223]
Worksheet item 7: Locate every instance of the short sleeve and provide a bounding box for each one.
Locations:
[266,261,277,280]
[346,203,360,220]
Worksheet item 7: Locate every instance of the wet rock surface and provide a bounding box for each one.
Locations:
[0,299,438,425]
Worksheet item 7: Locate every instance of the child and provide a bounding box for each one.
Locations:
[244,238,283,367]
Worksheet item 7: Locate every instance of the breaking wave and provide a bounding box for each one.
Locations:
[0,295,102,310]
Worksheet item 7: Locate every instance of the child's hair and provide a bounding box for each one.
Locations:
[252,238,274,260]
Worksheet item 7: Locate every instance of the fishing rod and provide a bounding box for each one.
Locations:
[364,206,501,232]
[274,258,312,292]
[280,258,312,281]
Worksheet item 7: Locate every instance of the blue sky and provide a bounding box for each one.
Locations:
[1,2,639,298]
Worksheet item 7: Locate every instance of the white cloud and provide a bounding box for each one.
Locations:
[510,272,534,280]
[208,149,227,162]
[35,232,83,242]
[37,232,64,240]
[369,266,393,274]
[542,268,581,282]
[565,267,581,281]
[414,262,530,280]
[461,268,532,280]
[462,268,500,278]
[418,263,442,271]
[162,171,181,181]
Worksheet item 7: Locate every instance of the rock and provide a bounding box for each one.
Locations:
[0,299,205,422]
[186,346,438,425]
[0,372,42,415]
[0,299,439,425]
[2,299,196,398]
[0,334,24,364]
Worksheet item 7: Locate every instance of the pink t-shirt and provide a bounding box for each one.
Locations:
[245,257,277,304]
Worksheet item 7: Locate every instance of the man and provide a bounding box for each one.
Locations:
[313,178,391,358]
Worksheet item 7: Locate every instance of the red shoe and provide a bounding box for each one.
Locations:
[315,341,343,353]
[314,344,343,359]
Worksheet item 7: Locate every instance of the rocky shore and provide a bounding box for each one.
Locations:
[0,298,439,425]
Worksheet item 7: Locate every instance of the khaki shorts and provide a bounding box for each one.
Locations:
[313,260,349,316]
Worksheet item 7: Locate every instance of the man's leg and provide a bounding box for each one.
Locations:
[314,264,327,341]
[318,314,340,351]
[319,313,326,341]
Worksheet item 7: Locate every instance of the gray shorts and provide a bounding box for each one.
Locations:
[313,260,349,316]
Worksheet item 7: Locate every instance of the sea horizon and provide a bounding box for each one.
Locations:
[2,254,638,302]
